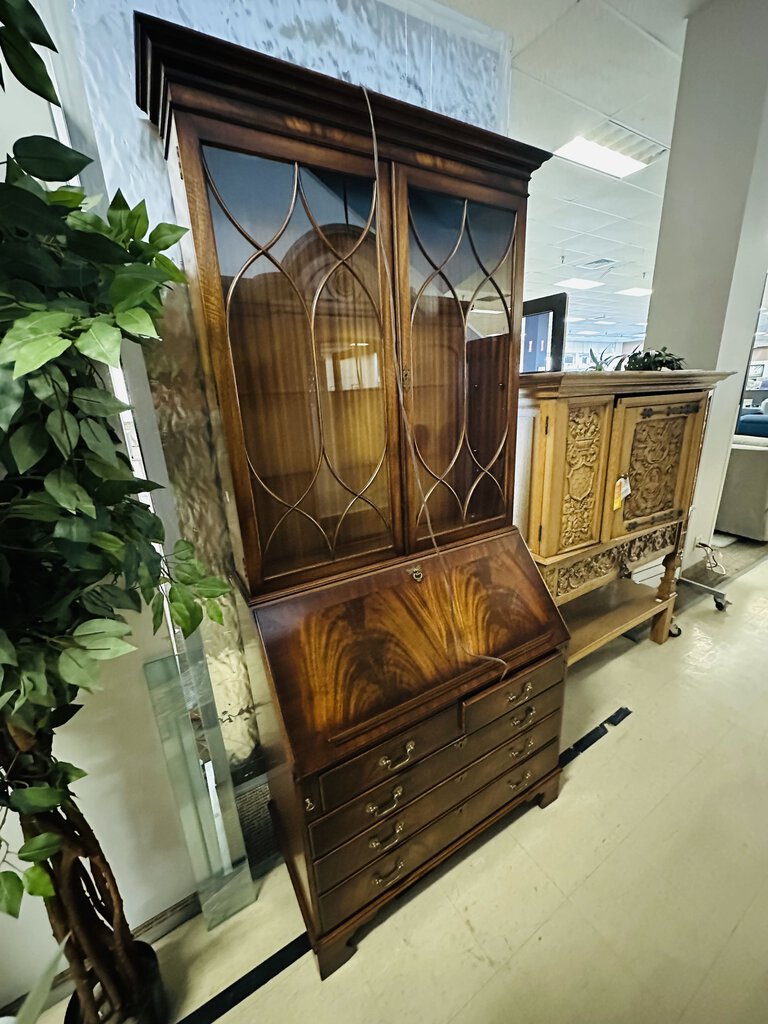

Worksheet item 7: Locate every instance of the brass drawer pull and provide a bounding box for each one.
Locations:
[369,820,404,851]
[379,740,415,771]
[508,770,533,792]
[373,858,405,889]
[366,785,404,818]
[509,737,535,759]
[507,681,534,705]
[511,706,536,728]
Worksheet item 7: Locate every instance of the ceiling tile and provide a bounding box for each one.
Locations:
[613,84,680,148]
[508,69,604,151]
[601,0,689,53]
[513,0,680,116]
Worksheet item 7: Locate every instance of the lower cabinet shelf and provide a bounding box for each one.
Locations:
[560,578,674,665]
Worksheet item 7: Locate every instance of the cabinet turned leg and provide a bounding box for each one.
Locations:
[650,601,676,645]
[315,932,358,980]
[538,773,561,809]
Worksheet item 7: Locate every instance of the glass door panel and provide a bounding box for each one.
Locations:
[202,145,396,581]
[405,182,518,542]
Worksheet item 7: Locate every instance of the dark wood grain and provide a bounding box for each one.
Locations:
[254,530,568,776]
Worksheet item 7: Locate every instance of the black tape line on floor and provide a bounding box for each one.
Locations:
[559,706,632,768]
[176,931,311,1024]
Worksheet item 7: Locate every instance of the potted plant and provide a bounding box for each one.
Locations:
[587,345,686,371]
[0,3,227,1021]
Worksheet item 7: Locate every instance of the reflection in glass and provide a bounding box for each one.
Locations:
[408,187,516,537]
[203,147,393,580]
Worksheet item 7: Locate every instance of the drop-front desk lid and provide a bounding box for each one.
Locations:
[253,529,569,777]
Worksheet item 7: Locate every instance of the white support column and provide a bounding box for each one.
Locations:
[646,0,768,562]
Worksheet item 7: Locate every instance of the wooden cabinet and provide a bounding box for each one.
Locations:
[518,372,728,665]
[137,15,567,978]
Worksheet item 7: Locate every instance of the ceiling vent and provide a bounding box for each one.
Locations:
[586,121,668,167]
[579,257,618,270]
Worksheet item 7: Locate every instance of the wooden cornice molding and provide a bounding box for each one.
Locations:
[134,13,551,184]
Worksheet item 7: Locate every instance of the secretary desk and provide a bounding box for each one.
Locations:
[136,14,570,976]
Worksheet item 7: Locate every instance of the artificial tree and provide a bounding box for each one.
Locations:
[0,3,227,1021]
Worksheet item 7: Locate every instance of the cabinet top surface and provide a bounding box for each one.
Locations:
[253,530,568,776]
[520,369,731,399]
[134,13,551,181]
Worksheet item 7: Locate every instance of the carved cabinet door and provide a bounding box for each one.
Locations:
[601,392,707,542]
[531,396,613,557]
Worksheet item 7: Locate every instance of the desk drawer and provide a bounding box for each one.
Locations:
[462,653,564,733]
[318,740,559,931]
[309,682,564,858]
[318,705,460,813]
[313,711,560,893]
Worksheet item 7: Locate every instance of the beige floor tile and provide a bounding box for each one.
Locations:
[156,864,305,1022]
[217,951,384,1024]
[447,898,646,1024]
[679,877,768,1024]
[439,826,566,966]
[351,875,498,1024]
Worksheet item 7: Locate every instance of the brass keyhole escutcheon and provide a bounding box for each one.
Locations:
[409,565,423,583]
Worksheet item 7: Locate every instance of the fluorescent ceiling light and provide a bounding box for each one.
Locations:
[555,135,648,178]
[566,316,585,322]
[597,320,617,325]
[578,331,599,336]
[617,287,653,296]
[556,278,604,290]
[634,322,648,326]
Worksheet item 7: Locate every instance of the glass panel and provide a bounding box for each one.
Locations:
[203,146,394,579]
[144,651,257,929]
[407,186,516,537]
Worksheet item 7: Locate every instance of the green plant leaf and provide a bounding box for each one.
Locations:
[44,467,96,518]
[151,592,165,632]
[193,577,230,599]
[0,628,17,666]
[9,786,66,813]
[106,189,130,235]
[28,365,68,408]
[22,864,54,898]
[206,598,224,626]
[53,516,92,542]
[148,222,187,250]
[110,264,167,312]
[74,617,132,639]
[154,252,186,284]
[0,0,57,50]
[9,420,48,471]
[0,24,58,104]
[48,185,86,208]
[79,417,118,465]
[74,317,122,367]
[0,871,23,918]
[83,451,134,480]
[58,647,98,689]
[115,306,159,339]
[56,761,86,783]
[72,618,135,660]
[13,136,90,181]
[72,386,130,417]
[173,539,195,560]
[0,364,25,429]
[96,584,141,613]
[17,832,63,863]
[90,531,125,556]
[168,582,203,638]
[0,310,73,376]
[126,200,149,241]
[45,408,79,457]
[67,230,130,265]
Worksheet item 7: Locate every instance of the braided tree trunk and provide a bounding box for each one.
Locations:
[2,726,145,1024]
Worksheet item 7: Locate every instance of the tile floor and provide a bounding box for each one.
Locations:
[41,559,768,1024]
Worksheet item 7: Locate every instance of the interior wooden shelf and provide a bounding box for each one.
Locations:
[561,578,673,666]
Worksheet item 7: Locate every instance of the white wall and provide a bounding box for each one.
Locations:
[0,74,195,1012]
